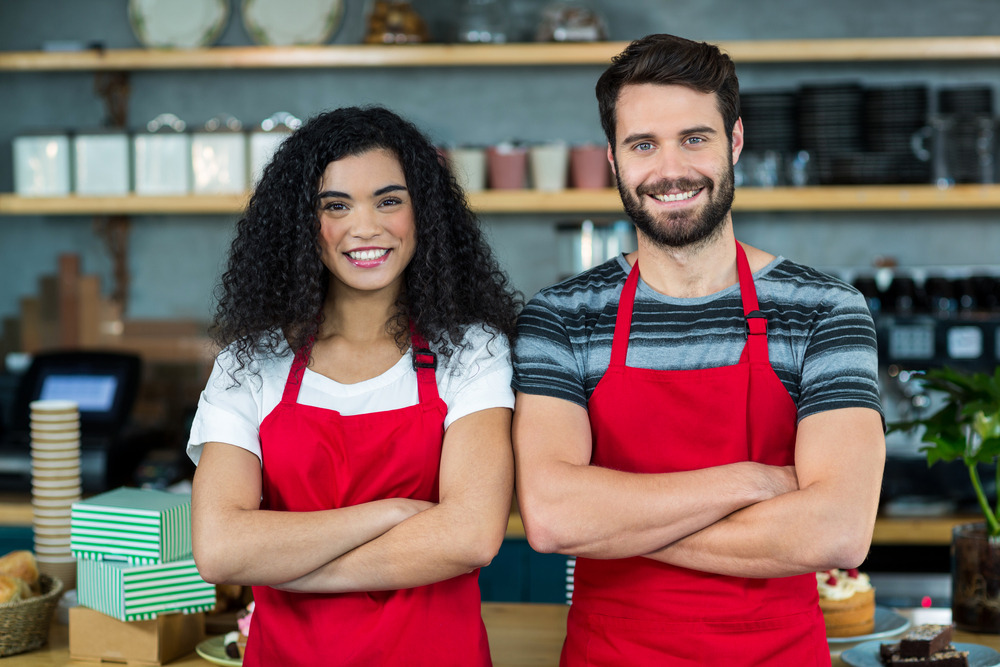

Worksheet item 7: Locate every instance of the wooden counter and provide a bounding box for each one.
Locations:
[6,605,1000,666]
[0,495,985,545]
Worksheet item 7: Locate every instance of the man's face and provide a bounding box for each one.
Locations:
[610,83,743,250]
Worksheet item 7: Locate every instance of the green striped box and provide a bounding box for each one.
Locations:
[77,557,215,622]
[71,487,192,565]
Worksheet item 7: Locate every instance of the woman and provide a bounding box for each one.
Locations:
[188,106,520,666]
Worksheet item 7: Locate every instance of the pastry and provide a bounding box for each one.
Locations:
[900,624,954,658]
[223,631,241,659]
[0,550,39,592]
[817,568,875,637]
[0,574,30,604]
[234,600,254,658]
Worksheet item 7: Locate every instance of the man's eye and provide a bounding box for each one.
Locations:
[635,142,653,151]
[687,137,705,145]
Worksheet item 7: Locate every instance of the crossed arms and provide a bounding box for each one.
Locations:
[513,393,884,578]
[191,407,513,593]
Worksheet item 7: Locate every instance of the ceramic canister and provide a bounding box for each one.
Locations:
[75,130,130,195]
[249,112,300,186]
[192,114,248,194]
[448,147,487,193]
[13,132,71,196]
[134,114,191,195]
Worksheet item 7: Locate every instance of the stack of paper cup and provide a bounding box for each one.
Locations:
[30,399,81,589]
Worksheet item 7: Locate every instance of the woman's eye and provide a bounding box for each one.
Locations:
[379,198,402,207]
[323,201,347,211]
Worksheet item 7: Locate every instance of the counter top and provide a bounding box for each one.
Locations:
[5,605,1000,666]
[0,495,983,545]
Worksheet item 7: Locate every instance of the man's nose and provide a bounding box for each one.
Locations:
[651,145,691,183]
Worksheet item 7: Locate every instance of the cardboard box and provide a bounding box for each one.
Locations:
[69,606,205,665]
[77,557,215,622]
[72,487,192,565]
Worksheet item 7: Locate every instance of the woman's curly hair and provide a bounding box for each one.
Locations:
[212,106,521,381]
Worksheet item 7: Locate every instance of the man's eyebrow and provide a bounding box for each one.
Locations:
[373,184,407,196]
[620,126,718,147]
[621,132,656,146]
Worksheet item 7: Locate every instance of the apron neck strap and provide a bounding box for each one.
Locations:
[736,242,769,364]
[282,336,315,404]
[409,326,441,405]
[609,259,640,368]
[279,326,441,405]
[609,240,769,368]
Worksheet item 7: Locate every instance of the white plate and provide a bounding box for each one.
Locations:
[829,606,911,644]
[842,640,1000,667]
[129,0,230,49]
[242,0,345,46]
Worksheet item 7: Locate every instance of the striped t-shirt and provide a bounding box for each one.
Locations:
[512,254,883,425]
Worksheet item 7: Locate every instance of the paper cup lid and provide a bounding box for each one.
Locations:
[30,400,78,412]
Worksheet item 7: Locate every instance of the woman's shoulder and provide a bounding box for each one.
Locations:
[433,324,511,377]
[211,333,295,391]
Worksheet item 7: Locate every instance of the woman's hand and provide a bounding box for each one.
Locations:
[192,443,433,586]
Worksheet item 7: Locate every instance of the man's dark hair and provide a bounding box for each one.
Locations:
[213,105,521,383]
[596,33,740,153]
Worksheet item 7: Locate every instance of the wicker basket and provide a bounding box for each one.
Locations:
[0,574,64,657]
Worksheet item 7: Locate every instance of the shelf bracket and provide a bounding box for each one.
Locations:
[94,71,130,128]
[93,215,131,315]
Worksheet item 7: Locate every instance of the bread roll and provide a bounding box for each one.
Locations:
[0,574,30,604]
[0,551,39,587]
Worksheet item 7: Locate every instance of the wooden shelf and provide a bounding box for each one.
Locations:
[2,37,999,72]
[871,515,980,546]
[5,185,1000,216]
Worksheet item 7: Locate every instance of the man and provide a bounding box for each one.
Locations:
[512,34,885,666]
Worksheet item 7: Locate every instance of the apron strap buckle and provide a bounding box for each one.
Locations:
[745,310,768,338]
[413,348,437,370]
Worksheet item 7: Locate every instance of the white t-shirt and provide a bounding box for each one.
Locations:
[186,326,514,465]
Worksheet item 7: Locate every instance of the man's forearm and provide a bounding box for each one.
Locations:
[519,460,796,559]
[644,478,878,578]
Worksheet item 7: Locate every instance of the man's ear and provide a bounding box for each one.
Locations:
[607,143,616,176]
[731,117,745,165]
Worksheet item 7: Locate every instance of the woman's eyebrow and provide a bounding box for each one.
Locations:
[373,184,408,196]
[317,190,351,199]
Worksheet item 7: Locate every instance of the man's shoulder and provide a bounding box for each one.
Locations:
[526,257,629,317]
[758,258,865,310]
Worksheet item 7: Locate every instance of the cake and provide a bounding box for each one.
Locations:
[878,625,968,666]
[816,568,875,637]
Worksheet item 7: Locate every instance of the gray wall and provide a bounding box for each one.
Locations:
[2,0,999,320]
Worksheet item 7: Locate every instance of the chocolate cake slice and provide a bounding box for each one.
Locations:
[899,624,954,658]
[889,648,969,666]
[880,642,900,664]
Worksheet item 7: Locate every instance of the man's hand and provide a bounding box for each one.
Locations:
[513,392,801,560]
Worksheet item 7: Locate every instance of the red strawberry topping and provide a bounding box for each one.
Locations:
[825,574,837,586]
[847,568,859,578]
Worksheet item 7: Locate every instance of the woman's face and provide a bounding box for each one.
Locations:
[316,148,417,297]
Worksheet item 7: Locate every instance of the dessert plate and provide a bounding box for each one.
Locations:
[828,606,911,644]
[196,636,242,666]
[842,640,1000,667]
[128,0,230,49]
[241,0,345,45]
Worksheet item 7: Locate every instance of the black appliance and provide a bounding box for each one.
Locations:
[0,351,145,492]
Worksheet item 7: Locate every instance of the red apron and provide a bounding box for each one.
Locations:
[561,242,829,667]
[246,334,492,667]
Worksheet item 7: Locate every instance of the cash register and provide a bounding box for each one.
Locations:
[0,351,143,492]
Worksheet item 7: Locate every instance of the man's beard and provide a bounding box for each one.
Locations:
[616,160,735,250]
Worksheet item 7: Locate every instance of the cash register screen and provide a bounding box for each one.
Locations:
[38,375,119,413]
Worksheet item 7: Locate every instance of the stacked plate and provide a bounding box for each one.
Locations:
[797,83,865,184]
[862,85,931,184]
[29,399,81,589]
[740,90,798,153]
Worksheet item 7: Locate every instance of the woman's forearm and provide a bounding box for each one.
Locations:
[276,500,507,594]
[194,499,426,586]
